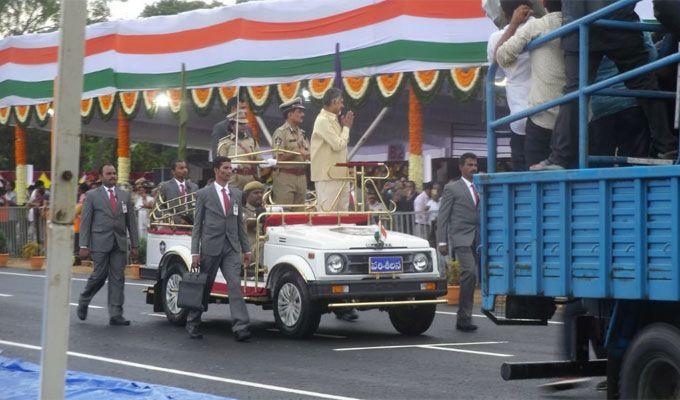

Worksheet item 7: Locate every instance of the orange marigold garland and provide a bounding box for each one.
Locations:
[376,73,405,103]
[277,81,301,103]
[308,78,334,100]
[14,124,27,204]
[408,86,424,189]
[0,108,11,125]
[117,109,130,158]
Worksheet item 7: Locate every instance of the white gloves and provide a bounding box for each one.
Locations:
[259,158,277,168]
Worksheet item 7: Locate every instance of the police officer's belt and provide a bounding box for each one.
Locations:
[277,167,306,175]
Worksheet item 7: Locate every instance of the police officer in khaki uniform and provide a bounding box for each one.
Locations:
[272,97,309,206]
[242,181,266,266]
[217,110,261,190]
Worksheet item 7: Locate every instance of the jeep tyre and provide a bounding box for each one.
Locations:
[620,323,680,399]
[273,271,321,338]
[388,303,436,336]
[162,261,189,326]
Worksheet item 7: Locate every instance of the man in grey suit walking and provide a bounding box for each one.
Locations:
[157,160,199,224]
[188,156,252,341]
[437,153,480,332]
[77,163,138,326]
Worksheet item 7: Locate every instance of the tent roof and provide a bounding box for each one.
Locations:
[0,0,496,107]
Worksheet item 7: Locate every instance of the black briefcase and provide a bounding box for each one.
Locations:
[178,272,208,311]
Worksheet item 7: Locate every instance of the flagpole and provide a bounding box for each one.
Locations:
[177,63,188,160]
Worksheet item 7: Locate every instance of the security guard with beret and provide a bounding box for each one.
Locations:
[217,110,263,190]
[271,97,309,206]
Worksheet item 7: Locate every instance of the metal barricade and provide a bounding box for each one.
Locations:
[0,207,48,256]
[390,210,439,244]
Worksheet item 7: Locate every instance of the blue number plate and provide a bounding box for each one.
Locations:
[369,256,403,274]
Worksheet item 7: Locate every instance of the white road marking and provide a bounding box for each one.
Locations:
[419,345,513,358]
[0,338,361,400]
[266,328,346,339]
[69,303,103,309]
[435,310,564,325]
[0,271,151,287]
[334,341,508,352]
[146,313,166,318]
[0,293,13,297]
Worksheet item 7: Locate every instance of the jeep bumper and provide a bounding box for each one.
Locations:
[308,278,447,301]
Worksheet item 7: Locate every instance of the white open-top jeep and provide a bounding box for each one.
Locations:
[144,161,446,338]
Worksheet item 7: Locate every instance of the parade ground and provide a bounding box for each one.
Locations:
[0,266,602,400]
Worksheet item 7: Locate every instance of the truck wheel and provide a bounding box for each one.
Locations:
[388,303,436,336]
[162,262,189,326]
[620,323,680,399]
[273,271,321,338]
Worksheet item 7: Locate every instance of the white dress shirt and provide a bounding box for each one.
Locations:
[413,191,431,225]
[460,177,478,206]
[213,181,230,215]
[175,178,187,194]
[487,21,532,135]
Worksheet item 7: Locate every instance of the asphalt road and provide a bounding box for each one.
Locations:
[0,267,605,400]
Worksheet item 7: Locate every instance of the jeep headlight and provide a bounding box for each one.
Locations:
[326,254,346,274]
[413,253,429,272]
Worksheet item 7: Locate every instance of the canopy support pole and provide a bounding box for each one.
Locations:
[39,1,87,398]
[348,106,390,160]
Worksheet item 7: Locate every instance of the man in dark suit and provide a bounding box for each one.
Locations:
[187,156,252,341]
[157,160,198,224]
[77,163,138,326]
[437,153,480,332]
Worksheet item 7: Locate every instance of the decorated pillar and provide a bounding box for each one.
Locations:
[14,124,27,205]
[408,86,423,190]
[117,109,130,184]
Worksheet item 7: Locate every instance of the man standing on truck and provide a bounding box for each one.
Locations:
[77,163,138,326]
[436,153,480,332]
[487,0,533,171]
[188,156,252,342]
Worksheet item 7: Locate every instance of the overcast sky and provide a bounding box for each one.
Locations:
[108,0,237,20]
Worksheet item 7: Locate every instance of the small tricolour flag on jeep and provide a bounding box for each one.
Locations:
[378,220,387,239]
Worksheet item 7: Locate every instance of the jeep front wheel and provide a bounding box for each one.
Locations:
[162,262,189,326]
[388,303,436,336]
[273,271,321,338]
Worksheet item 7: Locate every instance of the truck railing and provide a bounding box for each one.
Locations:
[485,0,680,173]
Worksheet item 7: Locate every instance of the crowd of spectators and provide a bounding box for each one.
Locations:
[490,0,680,172]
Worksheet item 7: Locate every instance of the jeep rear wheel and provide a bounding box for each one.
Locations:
[162,262,189,326]
[388,303,436,336]
[273,271,321,338]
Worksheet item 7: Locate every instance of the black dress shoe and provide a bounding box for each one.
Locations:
[109,316,131,326]
[77,304,88,321]
[233,329,251,342]
[456,323,478,332]
[189,331,203,340]
[335,309,359,322]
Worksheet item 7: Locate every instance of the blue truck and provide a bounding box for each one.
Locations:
[479,1,680,398]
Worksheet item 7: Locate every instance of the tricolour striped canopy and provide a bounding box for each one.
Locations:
[0,0,495,107]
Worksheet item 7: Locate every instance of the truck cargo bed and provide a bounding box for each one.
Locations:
[477,165,680,308]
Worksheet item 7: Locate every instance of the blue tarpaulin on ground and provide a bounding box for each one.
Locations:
[0,356,235,400]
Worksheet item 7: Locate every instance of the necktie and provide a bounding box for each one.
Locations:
[470,183,480,206]
[108,188,117,211]
[179,183,186,196]
[221,188,231,215]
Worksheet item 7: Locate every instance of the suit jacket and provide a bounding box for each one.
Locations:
[79,186,138,252]
[158,179,198,202]
[191,185,250,256]
[436,179,480,249]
